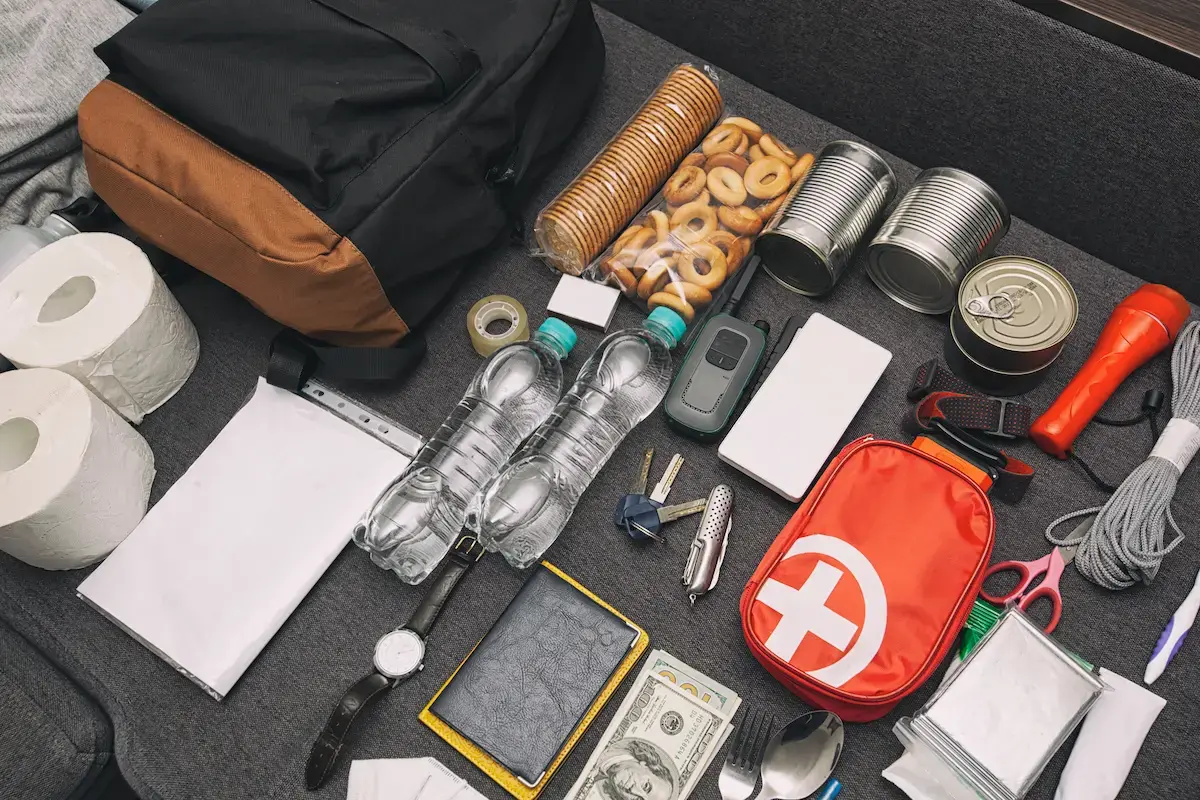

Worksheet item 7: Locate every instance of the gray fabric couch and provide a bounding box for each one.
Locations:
[0,616,117,800]
[2,4,1199,800]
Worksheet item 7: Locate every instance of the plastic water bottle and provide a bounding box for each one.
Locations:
[0,214,78,286]
[473,307,686,568]
[0,197,113,287]
[354,318,577,583]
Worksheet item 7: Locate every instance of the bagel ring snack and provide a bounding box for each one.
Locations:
[583,110,814,326]
[534,64,723,276]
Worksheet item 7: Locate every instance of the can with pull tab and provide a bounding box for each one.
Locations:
[946,256,1078,396]
[683,484,734,604]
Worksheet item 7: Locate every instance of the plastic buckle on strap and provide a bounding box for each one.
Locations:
[907,359,939,402]
[986,397,1019,440]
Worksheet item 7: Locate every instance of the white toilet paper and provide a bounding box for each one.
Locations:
[0,368,154,570]
[0,233,199,424]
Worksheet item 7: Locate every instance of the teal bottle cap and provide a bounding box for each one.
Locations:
[537,318,577,357]
[646,307,687,347]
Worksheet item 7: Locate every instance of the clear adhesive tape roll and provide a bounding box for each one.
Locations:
[467,295,529,356]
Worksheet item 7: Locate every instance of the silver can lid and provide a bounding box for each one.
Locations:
[867,243,959,314]
[758,230,835,296]
[957,256,1078,353]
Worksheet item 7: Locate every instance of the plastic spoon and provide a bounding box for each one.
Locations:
[752,711,844,800]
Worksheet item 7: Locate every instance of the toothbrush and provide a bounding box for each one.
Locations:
[1145,567,1200,684]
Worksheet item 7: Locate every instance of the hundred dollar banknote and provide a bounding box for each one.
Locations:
[565,653,740,800]
[646,649,740,716]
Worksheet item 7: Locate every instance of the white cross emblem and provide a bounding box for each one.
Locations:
[758,561,859,658]
[753,535,888,688]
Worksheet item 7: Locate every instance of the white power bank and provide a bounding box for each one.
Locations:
[718,313,891,501]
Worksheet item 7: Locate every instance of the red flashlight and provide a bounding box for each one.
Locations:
[1030,284,1191,459]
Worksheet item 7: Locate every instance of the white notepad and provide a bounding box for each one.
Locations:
[719,313,891,501]
[78,378,412,699]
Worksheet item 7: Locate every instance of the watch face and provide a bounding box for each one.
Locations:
[373,629,425,679]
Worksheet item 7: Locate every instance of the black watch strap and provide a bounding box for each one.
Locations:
[305,672,392,790]
[304,534,484,790]
[408,534,484,637]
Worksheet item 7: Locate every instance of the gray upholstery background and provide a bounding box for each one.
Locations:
[1,8,1198,800]
[0,616,112,800]
[598,0,1200,303]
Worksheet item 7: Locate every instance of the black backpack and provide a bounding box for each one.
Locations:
[79,0,605,378]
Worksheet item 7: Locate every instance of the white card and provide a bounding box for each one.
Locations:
[547,274,620,330]
[719,313,891,501]
[78,378,410,699]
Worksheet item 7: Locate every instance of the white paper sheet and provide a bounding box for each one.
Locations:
[349,758,488,800]
[78,378,411,699]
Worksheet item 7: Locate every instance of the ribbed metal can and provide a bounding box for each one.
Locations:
[757,140,897,296]
[868,167,1010,314]
[945,256,1078,395]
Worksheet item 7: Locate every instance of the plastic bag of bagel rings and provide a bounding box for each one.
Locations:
[584,116,813,325]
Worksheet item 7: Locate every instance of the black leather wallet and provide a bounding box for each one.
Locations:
[425,564,643,790]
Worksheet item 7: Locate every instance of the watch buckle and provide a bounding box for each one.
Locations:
[453,533,486,562]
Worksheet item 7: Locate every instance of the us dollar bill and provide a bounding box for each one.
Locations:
[646,649,741,717]
[565,666,731,800]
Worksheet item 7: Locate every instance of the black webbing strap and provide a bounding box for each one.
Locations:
[907,359,1037,503]
[266,329,426,393]
[992,454,1035,504]
[907,360,1035,440]
[924,419,1036,504]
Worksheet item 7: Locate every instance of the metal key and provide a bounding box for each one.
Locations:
[631,447,655,496]
[625,499,708,541]
[613,448,656,528]
[649,454,685,503]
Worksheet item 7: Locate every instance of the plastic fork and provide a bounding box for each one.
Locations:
[718,707,776,800]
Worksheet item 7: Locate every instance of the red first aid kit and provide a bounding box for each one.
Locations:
[740,435,995,722]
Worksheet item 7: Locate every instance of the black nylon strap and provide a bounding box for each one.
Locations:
[305,672,393,790]
[907,359,981,401]
[925,419,1036,504]
[908,360,1034,439]
[266,329,427,393]
[991,455,1035,504]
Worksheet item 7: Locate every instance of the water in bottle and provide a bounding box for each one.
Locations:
[473,307,687,568]
[0,214,78,285]
[354,318,577,583]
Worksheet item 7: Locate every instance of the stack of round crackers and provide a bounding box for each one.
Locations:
[535,64,722,275]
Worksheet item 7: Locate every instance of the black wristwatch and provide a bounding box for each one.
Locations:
[305,534,484,790]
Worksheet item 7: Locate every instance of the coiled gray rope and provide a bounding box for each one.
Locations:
[1046,320,1200,589]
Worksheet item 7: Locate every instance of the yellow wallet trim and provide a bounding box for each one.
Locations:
[419,561,649,800]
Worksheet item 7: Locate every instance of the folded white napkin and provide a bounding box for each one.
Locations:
[348,757,487,800]
[1055,668,1165,800]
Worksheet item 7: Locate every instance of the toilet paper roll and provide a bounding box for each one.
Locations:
[0,233,199,424]
[0,368,154,570]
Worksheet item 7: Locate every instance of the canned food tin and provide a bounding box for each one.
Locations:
[946,256,1077,395]
[868,167,1010,314]
[757,140,896,296]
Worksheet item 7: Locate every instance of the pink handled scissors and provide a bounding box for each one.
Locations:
[981,546,1077,633]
